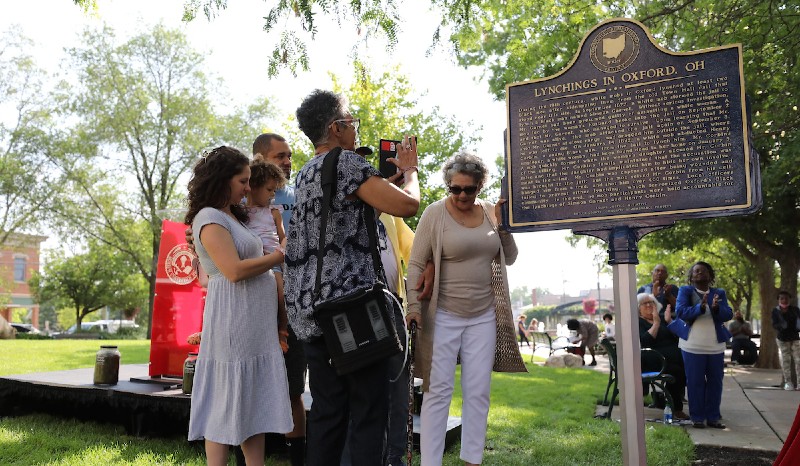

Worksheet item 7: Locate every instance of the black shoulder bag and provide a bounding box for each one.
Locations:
[311,147,402,375]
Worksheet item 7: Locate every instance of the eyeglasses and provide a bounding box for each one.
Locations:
[641,301,657,306]
[333,118,360,132]
[448,185,479,195]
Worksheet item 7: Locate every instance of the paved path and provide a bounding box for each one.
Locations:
[518,343,796,454]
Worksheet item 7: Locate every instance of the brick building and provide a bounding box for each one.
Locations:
[0,233,47,329]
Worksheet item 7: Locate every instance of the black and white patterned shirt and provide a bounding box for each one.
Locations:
[285,150,382,342]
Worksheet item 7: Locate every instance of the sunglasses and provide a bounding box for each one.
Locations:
[448,185,478,195]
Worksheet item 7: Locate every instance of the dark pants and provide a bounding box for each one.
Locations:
[386,307,409,464]
[682,350,724,423]
[663,360,687,412]
[304,337,390,466]
[518,330,530,346]
[731,338,758,364]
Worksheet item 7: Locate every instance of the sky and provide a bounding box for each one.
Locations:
[2,0,614,296]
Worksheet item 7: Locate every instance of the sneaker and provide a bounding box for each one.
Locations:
[589,360,597,366]
[674,410,690,420]
[785,383,794,391]
[692,421,705,428]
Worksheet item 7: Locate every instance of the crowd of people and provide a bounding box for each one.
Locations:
[517,262,778,431]
[184,89,524,466]
[182,88,796,465]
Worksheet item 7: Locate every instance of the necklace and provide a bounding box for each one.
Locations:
[449,198,473,225]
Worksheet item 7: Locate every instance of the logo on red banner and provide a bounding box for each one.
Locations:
[164,244,197,285]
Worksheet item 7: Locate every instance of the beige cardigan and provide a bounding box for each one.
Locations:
[406,198,527,391]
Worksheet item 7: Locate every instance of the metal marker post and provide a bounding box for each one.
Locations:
[608,227,646,465]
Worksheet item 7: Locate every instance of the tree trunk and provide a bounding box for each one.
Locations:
[755,256,780,369]
[75,307,83,332]
[778,255,800,304]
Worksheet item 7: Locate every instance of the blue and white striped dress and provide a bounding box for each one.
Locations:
[188,207,292,444]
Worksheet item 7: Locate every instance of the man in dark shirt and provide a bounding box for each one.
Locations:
[638,264,678,319]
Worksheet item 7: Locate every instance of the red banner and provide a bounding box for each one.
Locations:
[149,220,205,377]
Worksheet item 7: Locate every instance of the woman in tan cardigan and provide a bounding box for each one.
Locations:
[406,152,524,466]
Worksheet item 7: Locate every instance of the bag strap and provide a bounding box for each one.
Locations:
[313,148,385,300]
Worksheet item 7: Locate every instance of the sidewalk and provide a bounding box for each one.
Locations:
[519,344,793,453]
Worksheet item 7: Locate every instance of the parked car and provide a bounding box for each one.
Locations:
[65,320,139,334]
[10,323,41,334]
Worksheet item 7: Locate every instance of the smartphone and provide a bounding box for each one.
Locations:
[378,137,417,178]
[378,139,401,178]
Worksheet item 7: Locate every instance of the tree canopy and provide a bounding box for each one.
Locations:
[30,239,148,330]
[287,63,483,228]
[46,23,279,336]
[0,26,64,244]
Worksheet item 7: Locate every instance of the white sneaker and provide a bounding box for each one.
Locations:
[785,383,794,391]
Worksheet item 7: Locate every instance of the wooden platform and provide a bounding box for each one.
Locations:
[0,364,461,452]
[0,364,189,436]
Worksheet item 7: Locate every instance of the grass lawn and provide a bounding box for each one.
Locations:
[0,340,695,465]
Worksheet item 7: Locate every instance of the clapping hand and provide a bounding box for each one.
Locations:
[712,293,721,311]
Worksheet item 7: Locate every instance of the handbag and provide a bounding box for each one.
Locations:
[311,147,402,375]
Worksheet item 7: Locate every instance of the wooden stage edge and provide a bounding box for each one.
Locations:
[0,364,461,449]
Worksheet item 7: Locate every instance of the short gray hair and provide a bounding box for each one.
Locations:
[636,293,662,313]
[442,152,488,187]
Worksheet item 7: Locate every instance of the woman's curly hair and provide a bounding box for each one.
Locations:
[185,146,250,225]
[442,151,489,188]
[296,89,347,147]
[250,159,286,190]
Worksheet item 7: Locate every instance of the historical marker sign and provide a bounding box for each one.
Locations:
[505,18,761,232]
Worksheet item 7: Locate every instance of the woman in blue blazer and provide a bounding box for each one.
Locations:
[676,261,733,429]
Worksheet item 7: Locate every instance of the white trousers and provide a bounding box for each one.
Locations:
[421,307,496,465]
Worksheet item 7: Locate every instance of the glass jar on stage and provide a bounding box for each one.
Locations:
[93,345,121,385]
[182,352,199,395]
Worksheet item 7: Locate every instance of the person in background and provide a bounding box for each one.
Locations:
[676,261,733,429]
[406,152,522,466]
[251,132,308,466]
[185,146,292,466]
[528,318,539,334]
[517,314,531,347]
[566,318,599,366]
[637,293,689,420]
[602,313,615,341]
[728,311,757,365]
[772,291,800,390]
[285,89,420,465]
[639,264,679,318]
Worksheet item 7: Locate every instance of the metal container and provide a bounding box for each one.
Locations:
[182,352,198,395]
[93,345,121,385]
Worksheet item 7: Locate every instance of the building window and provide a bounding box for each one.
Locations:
[14,256,26,282]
